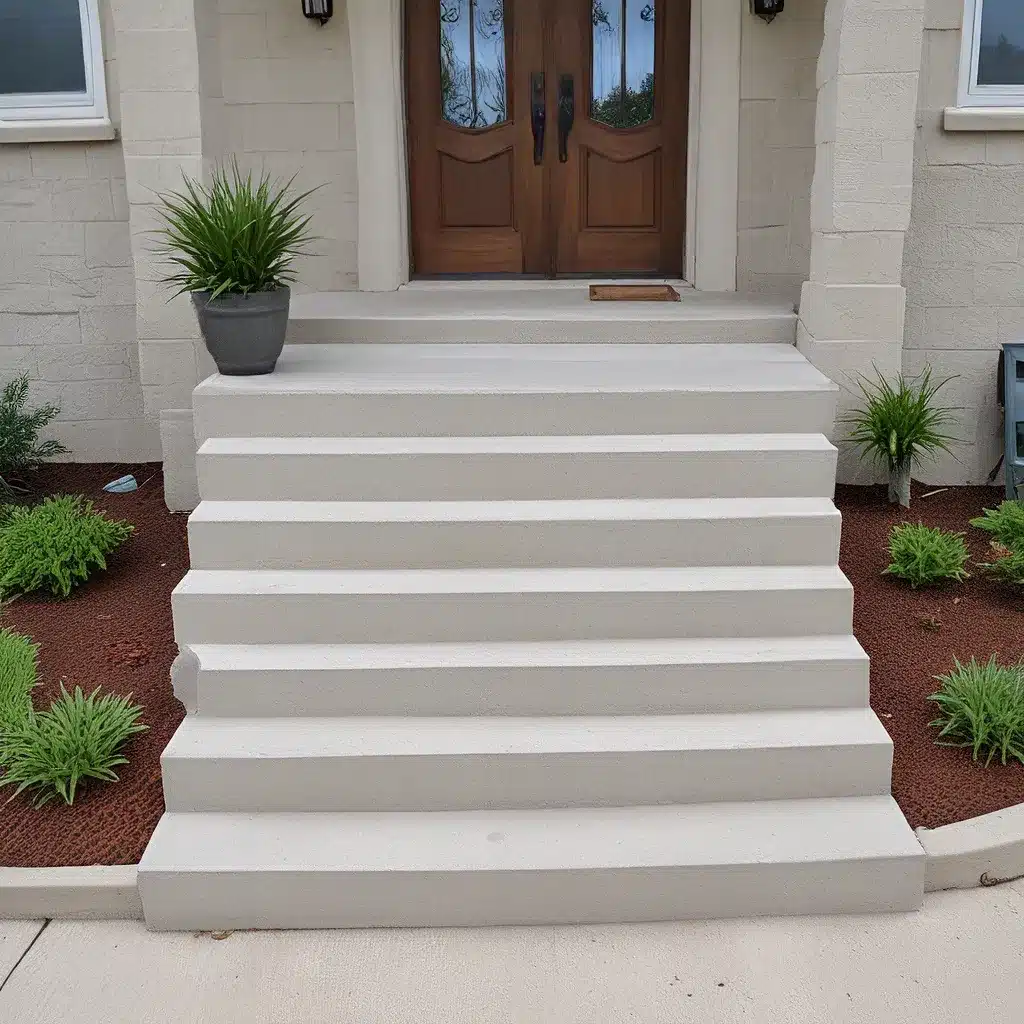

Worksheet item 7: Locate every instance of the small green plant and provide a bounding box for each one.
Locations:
[0,685,147,808]
[929,656,1024,766]
[0,374,68,496]
[0,628,38,734]
[978,545,1024,586]
[844,368,959,508]
[154,160,318,299]
[883,522,970,588]
[971,501,1024,551]
[0,495,133,599]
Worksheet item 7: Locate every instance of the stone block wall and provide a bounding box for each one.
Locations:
[0,0,158,462]
[903,0,1022,485]
[737,1,825,304]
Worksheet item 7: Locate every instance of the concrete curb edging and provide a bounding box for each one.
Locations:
[917,804,1024,892]
[0,866,143,921]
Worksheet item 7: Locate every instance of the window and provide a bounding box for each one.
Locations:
[959,0,1024,107]
[440,1,508,129]
[0,0,109,124]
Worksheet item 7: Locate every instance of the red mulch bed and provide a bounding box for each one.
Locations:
[838,481,1024,830]
[0,464,187,867]
[1,466,1022,867]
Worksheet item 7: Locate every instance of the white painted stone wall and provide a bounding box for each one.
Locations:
[0,0,158,462]
[219,0,358,293]
[737,2,825,304]
[903,0,1021,485]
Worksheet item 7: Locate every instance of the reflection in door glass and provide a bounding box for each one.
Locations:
[591,1,655,128]
[440,1,508,128]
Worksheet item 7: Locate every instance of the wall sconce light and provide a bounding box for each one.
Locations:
[750,0,784,23]
[302,0,333,25]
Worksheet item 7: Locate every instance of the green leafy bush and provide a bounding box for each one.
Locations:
[0,628,38,734]
[883,522,970,588]
[0,685,147,808]
[0,374,68,496]
[971,501,1024,551]
[929,656,1024,766]
[844,368,958,508]
[978,545,1024,586]
[155,161,318,300]
[0,495,133,599]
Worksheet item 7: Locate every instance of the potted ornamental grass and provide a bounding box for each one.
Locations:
[155,161,318,376]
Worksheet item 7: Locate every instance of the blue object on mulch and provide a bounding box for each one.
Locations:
[103,475,138,494]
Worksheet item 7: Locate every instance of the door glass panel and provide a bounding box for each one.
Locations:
[977,0,1024,86]
[591,1,655,128]
[440,1,508,128]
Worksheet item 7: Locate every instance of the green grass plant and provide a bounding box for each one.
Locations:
[883,522,970,588]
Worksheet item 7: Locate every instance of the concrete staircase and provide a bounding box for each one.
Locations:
[139,339,925,929]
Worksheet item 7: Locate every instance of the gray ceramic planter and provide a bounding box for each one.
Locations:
[192,287,290,376]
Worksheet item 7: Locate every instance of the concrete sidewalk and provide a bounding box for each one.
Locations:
[2,881,1023,1024]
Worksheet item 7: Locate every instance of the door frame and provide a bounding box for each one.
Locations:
[346,0,740,292]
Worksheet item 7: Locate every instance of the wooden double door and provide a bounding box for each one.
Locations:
[407,0,690,277]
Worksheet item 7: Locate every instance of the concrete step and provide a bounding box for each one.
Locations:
[189,636,870,718]
[196,434,838,502]
[159,708,893,813]
[285,287,798,345]
[137,796,925,929]
[186,497,842,570]
[193,344,838,440]
[172,566,853,645]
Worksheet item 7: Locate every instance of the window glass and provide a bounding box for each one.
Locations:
[977,0,1024,86]
[0,0,88,97]
[440,0,508,129]
[592,1,655,128]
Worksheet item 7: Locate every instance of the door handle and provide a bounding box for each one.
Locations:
[530,72,546,165]
[558,74,575,163]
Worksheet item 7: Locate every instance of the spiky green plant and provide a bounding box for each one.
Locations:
[844,368,959,508]
[154,160,319,300]
[0,374,68,496]
[0,685,146,807]
[971,500,1024,551]
[0,495,133,599]
[884,522,970,588]
[929,656,1024,766]
[0,629,38,736]
[978,545,1024,586]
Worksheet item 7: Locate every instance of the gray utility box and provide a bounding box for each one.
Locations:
[1004,342,1024,499]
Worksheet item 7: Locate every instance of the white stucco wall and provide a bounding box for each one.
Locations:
[219,0,358,293]
[0,0,158,462]
[903,0,1019,485]
[737,1,825,304]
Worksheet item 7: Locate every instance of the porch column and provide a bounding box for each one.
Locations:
[798,0,927,478]
[108,0,224,508]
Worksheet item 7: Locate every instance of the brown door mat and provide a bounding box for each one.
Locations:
[589,284,681,302]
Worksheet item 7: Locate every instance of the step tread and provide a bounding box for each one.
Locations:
[195,344,835,397]
[174,565,851,597]
[163,707,890,759]
[189,496,840,525]
[140,796,922,873]
[189,635,868,672]
[199,433,837,456]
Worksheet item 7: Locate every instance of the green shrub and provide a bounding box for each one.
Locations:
[971,501,1024,551]
[883,522,970,588]
[978,545,1024,586]
[0,684,146,807]
[0,374,68,496]
[844,368,958,507]
[0,495,133,599]
[929,656,1024,766]
[155,160,318,300]
[0,629,38,735]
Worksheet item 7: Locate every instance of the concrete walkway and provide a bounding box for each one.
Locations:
[2,882,1023,1023]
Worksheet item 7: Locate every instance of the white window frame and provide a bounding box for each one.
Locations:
[0,0,109,123]
[958,0,1024,108]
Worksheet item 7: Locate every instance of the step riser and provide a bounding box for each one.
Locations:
[286,317,798,346]
[139,859,922,930]
[162,743,893,813]
[194,391,837,443]
[173,587,853,645]
[187,514,841,570]
[197,450,838,502]
[195,658,869,717]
